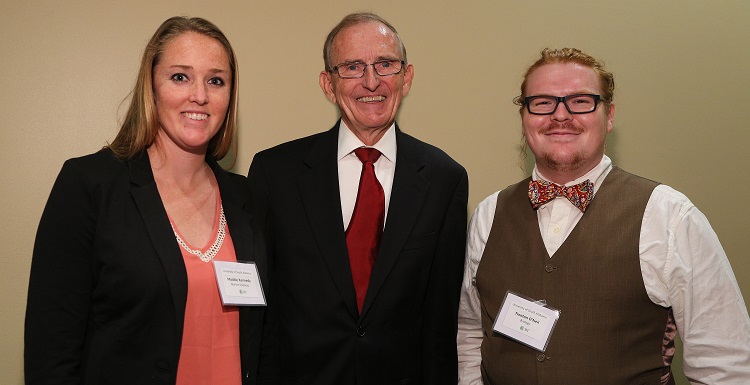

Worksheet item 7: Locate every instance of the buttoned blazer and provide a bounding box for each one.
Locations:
[247,123,468,385]
[25,149,274,385]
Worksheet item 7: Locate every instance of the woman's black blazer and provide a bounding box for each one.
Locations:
[25,149,276,384]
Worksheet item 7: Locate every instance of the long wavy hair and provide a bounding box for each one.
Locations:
[108,16,239,160]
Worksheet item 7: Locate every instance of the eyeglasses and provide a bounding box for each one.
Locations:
[330,60,405,79]
[523,94,603,115]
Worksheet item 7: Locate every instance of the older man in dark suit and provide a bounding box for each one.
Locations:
[248,12,468,385]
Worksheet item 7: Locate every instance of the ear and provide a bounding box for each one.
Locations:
[319,70,336,104]
[606,102,615,133]
[401,63,414,96]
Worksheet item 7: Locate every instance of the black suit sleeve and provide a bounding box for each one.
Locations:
[422,167,469,384]
[247,154,280,384]
[25,160,96,384]
[247,155,270,243]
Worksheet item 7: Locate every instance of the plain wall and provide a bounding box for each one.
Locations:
[2,1,748,384]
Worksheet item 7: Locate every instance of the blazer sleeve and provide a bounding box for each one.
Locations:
[25,159,97,385]
[246,154,281,384]
[422,166,469,384]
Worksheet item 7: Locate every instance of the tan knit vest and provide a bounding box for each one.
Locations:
[476,167,672,385]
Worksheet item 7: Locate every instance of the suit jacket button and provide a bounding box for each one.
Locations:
[356,327,366,337]
[536,353,546,362]
[544,264,557,273]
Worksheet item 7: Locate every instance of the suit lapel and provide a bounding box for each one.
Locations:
[361,128,430,317]
[127,151,188,335]
[209,158,263,364]
[298,126,360,319]
[210,158,253,264]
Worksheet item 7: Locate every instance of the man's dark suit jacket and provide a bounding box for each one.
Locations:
[247,123,468,385]
[25,149,275,385]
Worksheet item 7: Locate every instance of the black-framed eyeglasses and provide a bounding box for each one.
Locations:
[330,60,405,79]
[523,94,603,115]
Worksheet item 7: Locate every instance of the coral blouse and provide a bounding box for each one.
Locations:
[171,197,241,385]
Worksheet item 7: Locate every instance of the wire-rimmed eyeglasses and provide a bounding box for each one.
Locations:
[330,60,405,79]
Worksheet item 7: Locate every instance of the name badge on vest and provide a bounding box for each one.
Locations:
[493,291,560,352]
[212,261,266,306]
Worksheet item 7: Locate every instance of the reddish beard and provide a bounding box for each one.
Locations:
[533,122,587,175]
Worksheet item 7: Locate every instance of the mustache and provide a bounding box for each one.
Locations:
[539,122,583,135]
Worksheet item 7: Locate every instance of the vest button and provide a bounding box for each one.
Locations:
[544,264,557,273]
[536,353,546,362]
[356,327,366,337]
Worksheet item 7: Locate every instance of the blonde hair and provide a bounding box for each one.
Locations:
[513,48,614,114]
[108,16,238,160]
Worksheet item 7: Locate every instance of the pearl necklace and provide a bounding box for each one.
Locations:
[171,205,226,262]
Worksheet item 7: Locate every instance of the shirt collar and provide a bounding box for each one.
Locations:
[533,155,613,194]
[336,120,397,163]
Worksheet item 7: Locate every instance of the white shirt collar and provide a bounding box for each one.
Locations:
[336,120,397,163]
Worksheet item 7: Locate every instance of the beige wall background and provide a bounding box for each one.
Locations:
[2,1,748,383]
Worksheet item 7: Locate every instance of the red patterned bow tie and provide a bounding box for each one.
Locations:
[528,179,594,212]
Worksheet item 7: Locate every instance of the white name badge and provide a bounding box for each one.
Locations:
[492,291,560,352]
[212,261,266,306]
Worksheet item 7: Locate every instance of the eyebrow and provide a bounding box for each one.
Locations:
[337,56,400,64]
[529,91,598,97]
[168,64,228,74]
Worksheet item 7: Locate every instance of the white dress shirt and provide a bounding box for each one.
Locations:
[457,155,750,385]
[337,121,396,230]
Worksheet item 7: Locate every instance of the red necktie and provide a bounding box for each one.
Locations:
[528,179,594,212]
[346,147,385,313]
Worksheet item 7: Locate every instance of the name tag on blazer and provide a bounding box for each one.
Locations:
[213,261,267,306]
